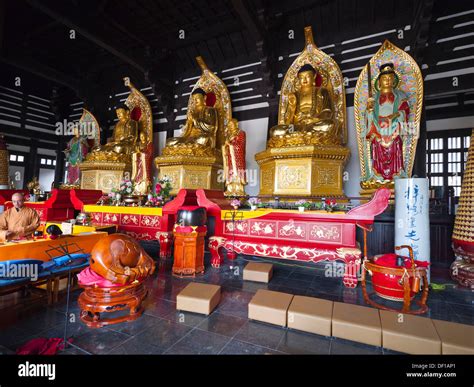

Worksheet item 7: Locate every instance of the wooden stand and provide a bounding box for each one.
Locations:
[361,246,429,315]
[78,281,147,328]
[173,228,206,276]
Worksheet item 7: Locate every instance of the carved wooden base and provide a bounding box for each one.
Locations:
[172,231,206,277]
[79,162,131,193]
[155,155,223,195]
[255,145,350,198]
[78,281,148,328]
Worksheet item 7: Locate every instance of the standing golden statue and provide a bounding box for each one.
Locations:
[222,119,247,197]
[256,26,349,198]
[80,77,153,193]
[155,56,239,195]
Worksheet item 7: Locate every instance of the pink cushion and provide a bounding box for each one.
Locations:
[77,267,122,288]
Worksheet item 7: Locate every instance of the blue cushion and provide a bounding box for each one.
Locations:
[49,260,90,274]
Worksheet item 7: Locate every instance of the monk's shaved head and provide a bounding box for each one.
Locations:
[12,193,24,200]
[12,192,25,209]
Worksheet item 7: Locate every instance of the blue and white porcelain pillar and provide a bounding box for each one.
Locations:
[394,177,431,282]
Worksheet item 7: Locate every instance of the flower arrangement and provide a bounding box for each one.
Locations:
[112,179,134,196]
[155,176,172,199]
[144,176,173,207]
[247,197,261,210]
[323,198,338,212]
[295,199,312,210]
[96,193,113,205]
[230,198,241,209]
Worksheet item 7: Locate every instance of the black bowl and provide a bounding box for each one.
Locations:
[176,206,207,227]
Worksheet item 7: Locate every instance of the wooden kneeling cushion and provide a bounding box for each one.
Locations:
[248,289,293,327]
[332,302,382,347]
[287,296,333,336]
[432,319,474,355]
[380,310,441,354]
[176,282,221,315]
[243,262,273,283]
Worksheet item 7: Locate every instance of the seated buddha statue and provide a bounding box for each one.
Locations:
[87,107,138,161]
[164,88,218,154]
[268,64,341,146]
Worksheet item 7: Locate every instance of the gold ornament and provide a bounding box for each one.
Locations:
[267,26,347,148]
[255,26,350,198]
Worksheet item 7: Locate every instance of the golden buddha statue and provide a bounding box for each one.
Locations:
[79,77,154,193]
[269,63,340,146]
[255,26,350,198]
[87,107,138,162]
[155,56,234,194]
[164,88,218,152]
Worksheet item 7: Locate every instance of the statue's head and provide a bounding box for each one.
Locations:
[377,63,397,90]
[226,118,239,138]
[139,130,148,144]
[297,64,316,88]
[191,88,206,108]
[116,106,130,120]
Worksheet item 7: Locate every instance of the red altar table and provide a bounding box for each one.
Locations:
[207,189,391,288]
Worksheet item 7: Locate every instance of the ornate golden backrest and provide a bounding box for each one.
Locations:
[187,56,232,150]
[78,108,100,147]
[279,26,347,144]
[123,77,153,145]
[354,40,423,180]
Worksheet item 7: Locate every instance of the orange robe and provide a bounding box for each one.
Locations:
[0,207,41,241]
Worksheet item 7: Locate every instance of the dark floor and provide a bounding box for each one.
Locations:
[0,253,472,355]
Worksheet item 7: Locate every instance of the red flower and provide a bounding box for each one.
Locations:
[155,184,162,194]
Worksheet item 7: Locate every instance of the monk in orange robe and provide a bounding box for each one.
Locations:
[0,193,40,241]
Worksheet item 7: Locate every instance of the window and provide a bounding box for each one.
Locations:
[426,129,471,197]
[41,158,46,165]
[9,154,26,164]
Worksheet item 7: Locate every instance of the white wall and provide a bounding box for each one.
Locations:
[38,168,55,191]
[239,118,269,196]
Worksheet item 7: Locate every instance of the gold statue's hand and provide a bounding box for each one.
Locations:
[288,94,297,106]
[366,97,375,112]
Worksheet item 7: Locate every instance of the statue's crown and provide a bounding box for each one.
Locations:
[379,63,395,75]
